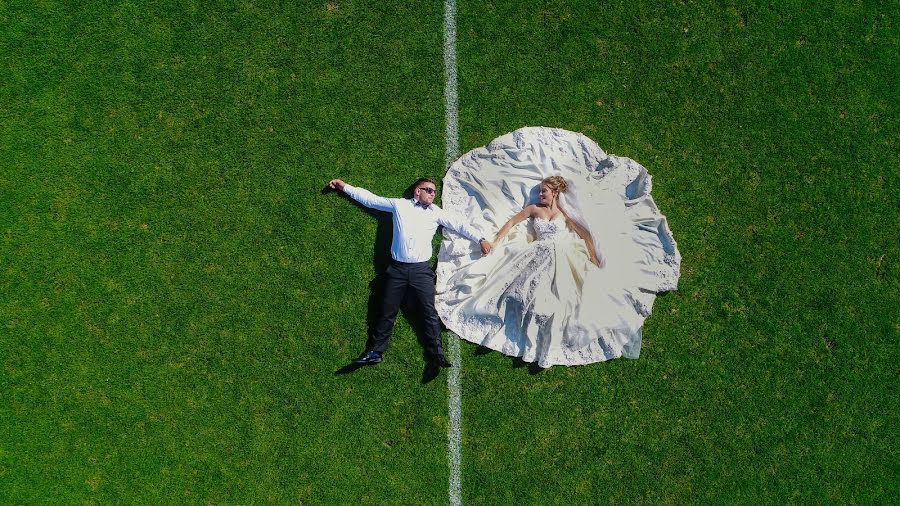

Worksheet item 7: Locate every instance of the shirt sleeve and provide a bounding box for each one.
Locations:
[436,208,483,243]
[342,184,395,212]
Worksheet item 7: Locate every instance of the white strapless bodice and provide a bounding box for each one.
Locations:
[533,215,566,240]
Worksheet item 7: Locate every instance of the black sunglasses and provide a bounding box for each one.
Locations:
[419,187,436,194]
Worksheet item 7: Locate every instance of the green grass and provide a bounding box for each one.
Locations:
[1,0,896,503]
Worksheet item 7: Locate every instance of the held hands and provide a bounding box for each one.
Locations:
[480,239,493,255]
[328,179,346,191]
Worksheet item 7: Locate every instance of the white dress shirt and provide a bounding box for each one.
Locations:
[343,184,483,263]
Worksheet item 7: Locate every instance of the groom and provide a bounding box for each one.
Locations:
[328,177,492,370]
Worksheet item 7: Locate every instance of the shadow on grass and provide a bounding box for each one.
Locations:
[334,362,367,375]
[513,357,545,375]
[473,345,544,375]
[474,345,493,355]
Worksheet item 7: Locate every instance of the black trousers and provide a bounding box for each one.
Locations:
[367,260,442,357]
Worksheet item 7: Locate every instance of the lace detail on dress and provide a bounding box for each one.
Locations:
[594,157,616,179]
[663,253,679,267]
[513,131,526,149]
[628,293,652,317]
[654,253,681,292]
[533,215,566,240]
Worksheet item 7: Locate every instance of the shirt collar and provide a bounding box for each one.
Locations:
[413,198,431,210]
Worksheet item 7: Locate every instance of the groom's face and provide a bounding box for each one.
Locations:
[415,182,437,206]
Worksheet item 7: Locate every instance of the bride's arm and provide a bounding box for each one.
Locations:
[562,212,603,267]
[492,205,535,247]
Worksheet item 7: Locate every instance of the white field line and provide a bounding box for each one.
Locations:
[443,1,462,505]
[444,0,459,163]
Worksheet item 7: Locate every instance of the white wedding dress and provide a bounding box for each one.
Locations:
[436,127,681,367]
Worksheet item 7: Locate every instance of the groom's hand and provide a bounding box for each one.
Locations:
[480,239,493,255]
[328,179,346,191]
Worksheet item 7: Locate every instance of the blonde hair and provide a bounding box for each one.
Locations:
[541,175,568,194]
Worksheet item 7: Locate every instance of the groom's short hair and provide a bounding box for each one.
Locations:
[413,177,437,188]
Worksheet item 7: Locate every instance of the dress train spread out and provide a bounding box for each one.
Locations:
[436,127,681,367]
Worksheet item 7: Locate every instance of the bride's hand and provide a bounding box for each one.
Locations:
[480,239,493,255]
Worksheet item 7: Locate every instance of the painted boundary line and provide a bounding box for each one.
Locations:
[444,0,459,162]
[443,1,462,505]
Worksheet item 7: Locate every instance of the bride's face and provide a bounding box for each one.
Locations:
[538,184,555,205]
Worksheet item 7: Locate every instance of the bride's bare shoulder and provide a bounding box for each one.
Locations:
[527,204,547,218]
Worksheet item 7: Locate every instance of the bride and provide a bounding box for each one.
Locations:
[492,175,603,267]
[435,127,680,368]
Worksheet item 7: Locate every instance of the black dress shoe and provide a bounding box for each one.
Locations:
[430,355,453,368]
[422,361,440,384]
[352,351,382,365]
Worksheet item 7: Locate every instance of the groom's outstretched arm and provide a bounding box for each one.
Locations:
[329,179,394,212]
[436,210,492,254]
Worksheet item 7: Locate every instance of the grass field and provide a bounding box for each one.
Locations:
[1,0,897,503]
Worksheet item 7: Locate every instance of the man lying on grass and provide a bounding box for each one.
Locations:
[328,177,492,374]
